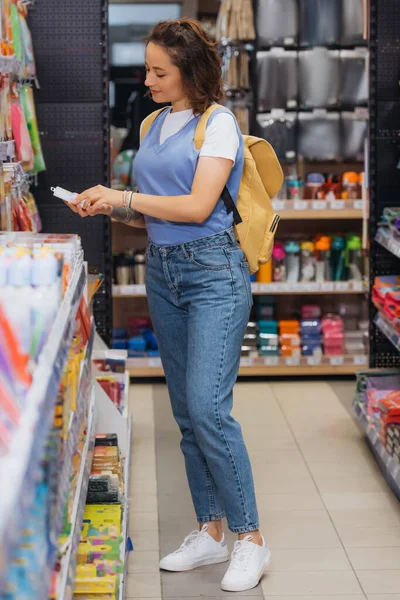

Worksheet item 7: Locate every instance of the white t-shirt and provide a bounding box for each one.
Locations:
[141,108,240,164]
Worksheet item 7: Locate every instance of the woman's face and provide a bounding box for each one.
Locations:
[145,42,188,108]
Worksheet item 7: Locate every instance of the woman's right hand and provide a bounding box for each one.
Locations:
[64,201,113,218]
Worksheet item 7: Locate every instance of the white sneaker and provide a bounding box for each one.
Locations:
[221,534,270,592]
[159,524,229,572]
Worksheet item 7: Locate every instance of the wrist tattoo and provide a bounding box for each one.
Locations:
[111,206,143,224]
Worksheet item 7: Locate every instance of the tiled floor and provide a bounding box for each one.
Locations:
[127,380,400,599]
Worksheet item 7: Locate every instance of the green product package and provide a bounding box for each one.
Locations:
[20,85,46,174]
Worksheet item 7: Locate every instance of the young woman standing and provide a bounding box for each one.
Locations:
[68,18,270,592]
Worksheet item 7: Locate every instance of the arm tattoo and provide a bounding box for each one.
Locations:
[111,206,144,224]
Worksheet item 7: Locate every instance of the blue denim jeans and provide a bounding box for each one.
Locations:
[145,227,259,533]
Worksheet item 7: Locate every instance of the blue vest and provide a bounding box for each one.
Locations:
[133,106,244,246]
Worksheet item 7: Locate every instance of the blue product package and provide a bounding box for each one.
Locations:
[147,349,161,357]
[112,339,127,350]
[113,327,128,339]
[142,329,158,350]
[250,273,257,282]
[302,344,323,356]
[128,336,147,351]
[258,320,278,334]
[300,319,321,334]
[259,345,280,356]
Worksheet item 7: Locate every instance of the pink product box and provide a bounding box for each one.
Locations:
[321,316,344,334]
[301,305,322,319]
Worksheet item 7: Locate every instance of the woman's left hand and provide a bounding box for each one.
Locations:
[71,185,123,215]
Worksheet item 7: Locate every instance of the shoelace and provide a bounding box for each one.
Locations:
[229,536,256,571]
[175,526,208,554]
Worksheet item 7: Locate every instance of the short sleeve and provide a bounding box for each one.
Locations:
[199,112,240,164]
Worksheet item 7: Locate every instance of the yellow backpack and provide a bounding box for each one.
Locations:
[140,103,283,274]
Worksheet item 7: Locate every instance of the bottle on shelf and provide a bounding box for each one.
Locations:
[256,258,272,283]
[272,242,286,282]
[300,241,316,282]
[315,236,331,283]
[330,235,346,281]
[304,173,325,200]
[341,171,360,200]
[346,235,363,281]
[284,241,301,283]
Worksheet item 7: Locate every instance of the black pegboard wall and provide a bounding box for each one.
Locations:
[369,0,400,368]
[29,0,113,345]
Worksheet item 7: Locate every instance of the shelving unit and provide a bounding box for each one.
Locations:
[127,354,367,378]
[113,280,364,299]
[375,228,400,260]
[273,199,364,220]
[354,401,400,501]
[374,312,400,354]
[0,256,85,590]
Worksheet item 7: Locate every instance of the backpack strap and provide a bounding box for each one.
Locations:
[140,107,170,143]
[194,104,243,225]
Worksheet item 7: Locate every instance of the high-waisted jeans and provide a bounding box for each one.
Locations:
[145,227,259,533]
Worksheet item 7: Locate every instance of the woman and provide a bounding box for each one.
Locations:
[68,18,270,592]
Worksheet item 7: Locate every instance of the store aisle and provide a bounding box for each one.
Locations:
[127,381,400,599]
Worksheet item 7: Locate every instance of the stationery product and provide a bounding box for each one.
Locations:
[315,236,331,283]
[300,242,316,283]
[256,0,298,47]
[284,241,300,283]
[299,48,340,108]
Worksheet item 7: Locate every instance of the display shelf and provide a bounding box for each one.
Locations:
[0,257,85,587]
[375,228,400,260]
[354,401,400,501]
[272,199,364,219]
[56,388,97,600]
[113,281,364,298]
[374,312,400,353]
[53,319,96,544]
[119,415,132,600]
[127,354,367,378]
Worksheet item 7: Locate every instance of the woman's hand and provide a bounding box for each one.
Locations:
[64,200,113,218]
[71,185,123,214]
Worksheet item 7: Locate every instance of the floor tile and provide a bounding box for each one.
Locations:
[367,596,400,599]
[130,477,158,495]
[127,551,160,573]
[312,474,387,494]
[261,570,363,595]
[131,463,157,481]
[248,448,305,465]
[347,547,400,570]
[321,492,397,511]
[329,508,400,529]
[259,597,365,600]
[307,459,381,479]
[130,492,158,513]
[129,511,159,532]
[357,569,400,594]
[130,530,159,552]
[125,573,162,598]
[260,510,341,548]
[257,493,325,511]
[335,524,400,548]
[161,566,262,597]
[269,548,352,571]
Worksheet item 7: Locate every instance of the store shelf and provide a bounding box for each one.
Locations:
[0,258,85,587]
[374,312,400,352]
[127,355,367,378]
[113,281,364,299]
[376,228,400,260]
[57,389,97,600]
[53,319,96,542]
[273,199,364,220]
[354,401,400,501]
[119,415,132,600]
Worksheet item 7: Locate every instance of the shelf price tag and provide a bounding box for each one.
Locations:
[335,282,350,292]
[272,200,285,211]
[240,357,253,367]
[285,357,300,366]
[307,356,321,366]
[330,200,345,210]
[330,356,344,366]
[312,200,327,210]
[135,284,146,295]
[149,358,162,368]
[321,282,334,292]
[294,200,307,211]
[353,355,367,366]
[353,200,364,210]
[119,285,134,296]
[264,356,279,366]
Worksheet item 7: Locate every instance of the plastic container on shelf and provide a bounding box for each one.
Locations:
[346,235,363,281]
[330,235,347,281]
[304,173,326,200]
[286,178,304,201]
[341,171,361,200]
[300,241,316,282]
[315,236,331,283]
[256,258,272,283]
[284,241,300,283]
[272,242,286,282]
[323,174,341,201]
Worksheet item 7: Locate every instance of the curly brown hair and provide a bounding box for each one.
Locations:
[145,18,223,115]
